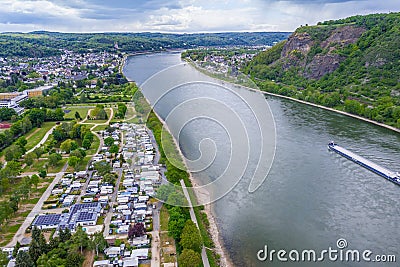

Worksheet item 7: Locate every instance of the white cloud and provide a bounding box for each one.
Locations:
[0,0,398,32]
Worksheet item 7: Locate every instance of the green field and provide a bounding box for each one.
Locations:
[22,159,47,172]
[64,105,94,120]
[91,125,108,132]
[25,122,56,151]
[0,177,54,246]
[160,205,169,232]
[47,158,68,173]
[86,108,112,124]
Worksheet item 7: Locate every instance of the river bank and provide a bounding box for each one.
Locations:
[123,53,235,266]
[144,100,233,267]
[188,59,400,135]
[124,52,400,267]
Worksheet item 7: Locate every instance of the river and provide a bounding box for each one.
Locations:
[124,52,400,267]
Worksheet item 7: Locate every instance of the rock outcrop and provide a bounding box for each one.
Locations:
[277,25,366,79]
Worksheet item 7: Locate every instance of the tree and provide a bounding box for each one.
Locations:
[24,152,37,166]
[4,144,23,161]
[38,169,47,179]
[60,139,74,153]
[52,126,66,142]
[168,191,187,207]
[96,108,107,120]
[68,156,80,170]
[13,241,21,258]
[29,239,45,264]
[48,153,62,166]
[156,184,175,202]
[1,160,21,180]
[74,111,82,120]
[59,228,71,243]
[104,137,114,147]
[33,147,44,158]
[15,137,27,151]
[72,227,89,253]
[70,149,85,159]
[9,196,20,212]
[82,138,91,150]
[103,173,116,185]
[0,250,8,267]
[66,252,84,267]
[109,144,119,154]
[167,207,190,240]
[93,160,111,176]
[15,250,35,267]
[83,132,94,142]
[128,223,146,239]
[0,107,17,121]
[53,108,65,121]
[27,108,46,127]
[21,116,33,134]
[30,174,40,189]
[178,249,201,267]
[91,232,107,256]
[180,220,202,253]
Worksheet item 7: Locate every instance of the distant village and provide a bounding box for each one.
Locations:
[185,46,270,76]
[0,50,122,116]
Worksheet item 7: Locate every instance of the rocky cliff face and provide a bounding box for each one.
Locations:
[279,25,366,79]
[281,32,314,57]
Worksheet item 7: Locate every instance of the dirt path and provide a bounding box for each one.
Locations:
[25,127,41,140]
[82,250,95,267]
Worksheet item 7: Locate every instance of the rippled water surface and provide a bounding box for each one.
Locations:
[124,53,400,267]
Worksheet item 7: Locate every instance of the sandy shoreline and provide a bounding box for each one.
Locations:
[123,53,233,267]
[148,107,234,267]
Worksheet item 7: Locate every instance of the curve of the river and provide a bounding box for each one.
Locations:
[124,52,400,267]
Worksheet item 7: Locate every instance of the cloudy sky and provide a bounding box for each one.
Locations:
[0,0,398,33]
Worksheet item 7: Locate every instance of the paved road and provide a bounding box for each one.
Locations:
[180,179,210,267]
[103,168,123,238]
[26,125,57,154]
[6,163,68,247]
[76,171,94,204]
[150,202,161,267]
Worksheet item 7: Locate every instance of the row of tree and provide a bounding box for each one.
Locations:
[11,227,107,267]
[0,173,41,231]
[114,103,128,119]
[0,107,64,152]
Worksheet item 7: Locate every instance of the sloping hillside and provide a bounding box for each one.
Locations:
[246,12,400,128]
[0,31,290,57]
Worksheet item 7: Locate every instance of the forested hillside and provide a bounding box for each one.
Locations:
[0,31,290,57]
[245,12,400,128]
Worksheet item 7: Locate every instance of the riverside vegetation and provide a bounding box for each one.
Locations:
[244,12,400,128]
[133,90,220,267]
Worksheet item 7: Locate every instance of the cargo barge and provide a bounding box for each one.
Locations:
[328,141,400,186]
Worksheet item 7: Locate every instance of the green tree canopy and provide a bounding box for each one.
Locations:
[180,220,202,253]
[178,249,202,267]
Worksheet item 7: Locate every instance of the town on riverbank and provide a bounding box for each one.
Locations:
[0,48,224,267]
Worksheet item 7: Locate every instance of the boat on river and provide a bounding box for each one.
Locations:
[328,141,400,186]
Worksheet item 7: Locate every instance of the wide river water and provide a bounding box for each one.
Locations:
[124,52,400,267]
